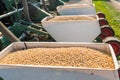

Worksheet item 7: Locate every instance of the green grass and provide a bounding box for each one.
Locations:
[93,0,120,39]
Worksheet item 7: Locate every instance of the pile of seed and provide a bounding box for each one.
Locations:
[0,47,115,69]
[48,16,96,22]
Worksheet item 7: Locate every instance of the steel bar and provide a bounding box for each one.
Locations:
[0,21,20,42]
[0,8,23,20]
[22,0,32,22]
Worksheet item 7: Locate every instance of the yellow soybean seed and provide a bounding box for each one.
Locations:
[0,47,115,69]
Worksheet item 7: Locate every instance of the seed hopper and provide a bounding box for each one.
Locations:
[0,42,119,80]
[57,3,96,15]
[0,0,120,80]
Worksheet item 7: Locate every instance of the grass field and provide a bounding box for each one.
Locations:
[93,0,120,39]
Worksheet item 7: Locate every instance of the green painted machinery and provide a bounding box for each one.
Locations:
[0,0,69,50]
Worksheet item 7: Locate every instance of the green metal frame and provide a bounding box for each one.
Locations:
[0,0,64,49]
[28,2,51,22]
[47,0,64,11]
[1,0,15,11]
[0,20,52,49]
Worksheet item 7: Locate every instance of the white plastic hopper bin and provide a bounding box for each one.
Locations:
[64,0,92,5]
[41,15,101,42]
[0,42,119,80]
[57,3,96,15]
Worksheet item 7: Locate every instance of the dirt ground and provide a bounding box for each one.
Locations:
[109,0,120,11]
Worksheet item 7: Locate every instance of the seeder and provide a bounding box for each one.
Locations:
[0,0,120,80]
